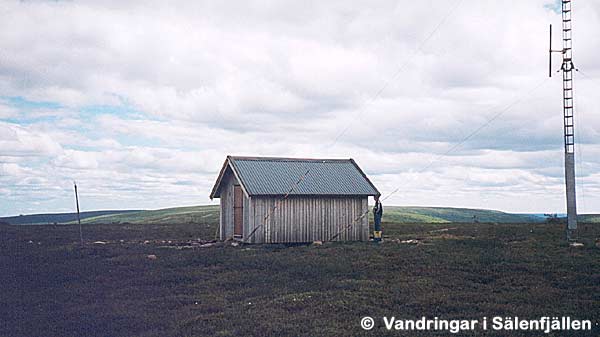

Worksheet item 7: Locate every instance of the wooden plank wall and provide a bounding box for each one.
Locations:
[242,194,251,239]
[219,174,250,240]
[219,174,233,240]
[245,196,368,243]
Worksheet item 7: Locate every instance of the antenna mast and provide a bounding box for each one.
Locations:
[549,0,577,240]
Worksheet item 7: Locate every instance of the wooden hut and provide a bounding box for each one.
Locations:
[209,156,380,243]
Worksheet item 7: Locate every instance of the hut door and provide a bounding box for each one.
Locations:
[233,185,243,237]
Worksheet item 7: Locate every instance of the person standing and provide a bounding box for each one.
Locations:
[373,195,383,242]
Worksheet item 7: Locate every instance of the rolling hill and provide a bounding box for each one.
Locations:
[580,214,600,223]
[379,206,545,224]
[75,205,220,225]
[0,210,142,225]
[4,205,596,225]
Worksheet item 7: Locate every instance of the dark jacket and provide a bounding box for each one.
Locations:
[373,200,383,217]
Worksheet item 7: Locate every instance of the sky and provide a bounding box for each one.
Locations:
[1,0,600,216]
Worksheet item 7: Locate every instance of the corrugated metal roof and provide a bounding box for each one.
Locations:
[223,156,379,196]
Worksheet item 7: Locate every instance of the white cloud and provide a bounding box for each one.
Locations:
[0,122,63,157]
[0,103,17,119]
[1,0,600,215]
[53,149,99,170]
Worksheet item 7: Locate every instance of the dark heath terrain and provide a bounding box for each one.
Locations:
[1,213,599,336]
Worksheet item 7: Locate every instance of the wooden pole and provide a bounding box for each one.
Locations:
[74,182,83,245]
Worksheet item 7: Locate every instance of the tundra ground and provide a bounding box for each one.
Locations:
[1,220,598,336]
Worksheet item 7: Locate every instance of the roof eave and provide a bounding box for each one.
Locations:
[227,157,251,198]
[349,158,381,197]
[209,157,232,199]
[209,157,252,199]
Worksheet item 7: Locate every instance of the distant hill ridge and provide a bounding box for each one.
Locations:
[0,210,142,225]
[1,205,598,225]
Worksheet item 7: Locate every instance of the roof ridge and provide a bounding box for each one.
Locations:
[228,155,352,162]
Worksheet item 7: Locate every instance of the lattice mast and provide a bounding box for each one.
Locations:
[549,0,577,240]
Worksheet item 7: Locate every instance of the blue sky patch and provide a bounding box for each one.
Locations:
[544,0,562,14]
